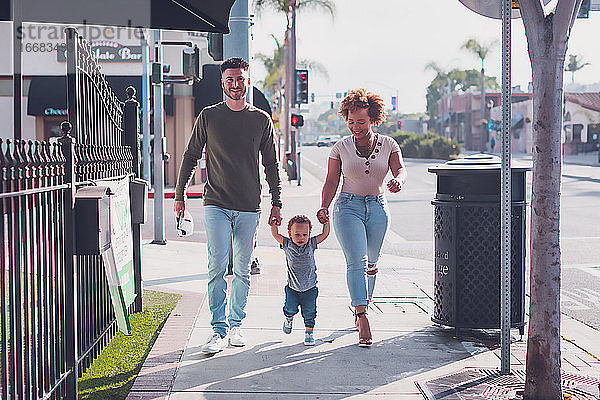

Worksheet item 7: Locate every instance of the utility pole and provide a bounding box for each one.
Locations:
[480,62,487,152]
[141,29,151,182]
[289,1,298,179]
[152,29,166,245]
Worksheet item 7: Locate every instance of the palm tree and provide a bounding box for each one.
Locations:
[463,38,498,152]
[254,0,335,163]
[255,36,329,116]
[564,54,590,83]
[255,35,286,113]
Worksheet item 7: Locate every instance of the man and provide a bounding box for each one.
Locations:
[174,57,282,354]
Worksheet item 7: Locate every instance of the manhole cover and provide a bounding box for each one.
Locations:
[416,368,600,400]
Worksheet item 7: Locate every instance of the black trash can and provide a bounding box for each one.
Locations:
[428,154,530,334]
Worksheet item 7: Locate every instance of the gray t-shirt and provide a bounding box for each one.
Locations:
[281,236,318,292]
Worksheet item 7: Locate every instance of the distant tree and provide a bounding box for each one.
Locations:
[463,38,498,151]
[564,54,590,83]
[254,0,335,149]
[424,62,499,121]
[255,35,285,112]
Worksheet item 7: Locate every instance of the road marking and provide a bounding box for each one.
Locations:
[562,293,591,311]
[302,156,326,171]
[385,228,408,243]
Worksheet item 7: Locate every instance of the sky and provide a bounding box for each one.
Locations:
[250,0,600,115]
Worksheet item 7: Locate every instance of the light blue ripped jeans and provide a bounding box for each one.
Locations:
[204,205,260,337]
[332,192,389,307]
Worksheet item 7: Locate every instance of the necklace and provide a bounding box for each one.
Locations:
[354,134,377,158]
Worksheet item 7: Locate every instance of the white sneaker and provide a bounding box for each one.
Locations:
[228,326,247,347]
[202,333,226,354]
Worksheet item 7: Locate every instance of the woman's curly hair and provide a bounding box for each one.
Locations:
[339,88,387,126]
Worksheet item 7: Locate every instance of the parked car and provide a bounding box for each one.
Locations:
[316,135,340,147]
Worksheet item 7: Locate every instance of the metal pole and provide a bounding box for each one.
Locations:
[481,66,487,152]
[141,29,151,182]
[500,0,512,375]
[296,120,301,186]
[12,0,22,140]
[291,2,298,177]
[152,29,166,245]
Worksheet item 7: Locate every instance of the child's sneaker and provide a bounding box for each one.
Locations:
[283,317,293,334]
[304,330,315,346]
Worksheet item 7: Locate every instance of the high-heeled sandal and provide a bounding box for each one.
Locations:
[366,263,378,275]
[354,311,372,347]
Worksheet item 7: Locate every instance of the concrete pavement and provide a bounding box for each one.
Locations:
[128,161,600,400]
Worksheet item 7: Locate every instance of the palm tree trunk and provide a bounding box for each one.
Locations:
[524,52,564,400]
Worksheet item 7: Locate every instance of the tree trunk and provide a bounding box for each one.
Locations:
[524,45,565,400]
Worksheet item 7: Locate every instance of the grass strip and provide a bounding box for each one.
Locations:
[78,290,181,400]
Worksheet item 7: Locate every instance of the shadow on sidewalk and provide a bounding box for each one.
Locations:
[172,326,483,398]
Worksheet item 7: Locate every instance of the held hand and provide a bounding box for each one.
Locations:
[174,200,186,217]
[316,208,329,224]
[387,178,402,193]
[269,206,282,226]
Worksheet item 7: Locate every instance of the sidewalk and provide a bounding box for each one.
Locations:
[129,242,600,399]
[129,165,600,400]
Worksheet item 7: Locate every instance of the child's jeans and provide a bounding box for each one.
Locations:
[283,285,318,328]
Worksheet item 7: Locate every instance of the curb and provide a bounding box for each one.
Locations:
[126,290,205,400]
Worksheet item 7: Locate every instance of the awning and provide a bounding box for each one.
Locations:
[27,75,142,116]
[1,0,235,33]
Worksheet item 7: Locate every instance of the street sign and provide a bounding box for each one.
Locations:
[458,0,550,19]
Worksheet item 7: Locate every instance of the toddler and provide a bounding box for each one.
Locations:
[271,214,329,345]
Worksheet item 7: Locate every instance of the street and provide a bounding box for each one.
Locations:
[143,145,600,331]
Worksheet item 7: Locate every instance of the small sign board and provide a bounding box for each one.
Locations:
[100,177,136,335]
[457,0,550,19]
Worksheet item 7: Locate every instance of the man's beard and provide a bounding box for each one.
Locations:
[224,87,246,100]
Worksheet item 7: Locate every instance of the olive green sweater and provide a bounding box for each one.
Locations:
[174,102,281,212]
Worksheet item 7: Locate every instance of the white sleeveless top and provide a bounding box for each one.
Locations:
[329,134,401,196]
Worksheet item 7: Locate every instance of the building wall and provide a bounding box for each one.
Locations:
[1,21,211,184]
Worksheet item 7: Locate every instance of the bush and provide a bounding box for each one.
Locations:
[390,131,460,160]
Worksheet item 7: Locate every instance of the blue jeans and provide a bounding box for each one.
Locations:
[283,285,318,328]
[204,205,260,337]
[332,193,389,307]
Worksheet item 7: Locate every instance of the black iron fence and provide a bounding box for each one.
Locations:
[0,27,143,400]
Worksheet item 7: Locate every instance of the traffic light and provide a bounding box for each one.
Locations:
[397,120,402,129]
[311,93,315,103]
[295,69,308,104]
[291,113,304,127]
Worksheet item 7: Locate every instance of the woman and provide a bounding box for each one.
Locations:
[317,89,407,346]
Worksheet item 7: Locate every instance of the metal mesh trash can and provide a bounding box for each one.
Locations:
[428,154,530,334]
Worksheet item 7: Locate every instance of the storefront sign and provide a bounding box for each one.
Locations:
[44,107,67,116]
[57,41,142,62]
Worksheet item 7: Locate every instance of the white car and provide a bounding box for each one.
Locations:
[316,135,340,147]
